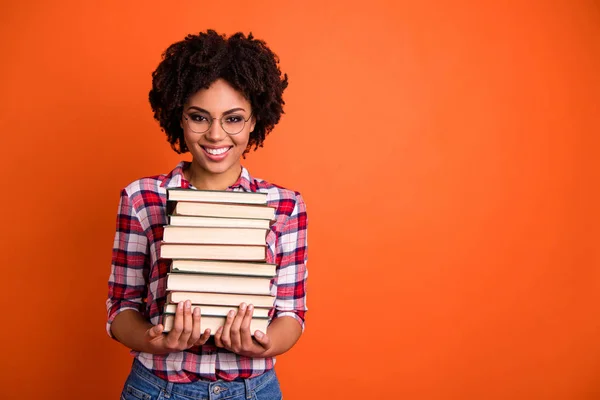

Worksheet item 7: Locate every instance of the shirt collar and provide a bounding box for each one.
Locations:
[230,165,254,192]
[160,161,187,189]
[161,161,255,192]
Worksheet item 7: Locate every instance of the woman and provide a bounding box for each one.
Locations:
[106,30,308,399]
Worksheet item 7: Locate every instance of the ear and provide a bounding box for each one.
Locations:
[249,116,256,133]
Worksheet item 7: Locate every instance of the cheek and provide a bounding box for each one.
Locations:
[182,131,197,146]
[234,132,251,149]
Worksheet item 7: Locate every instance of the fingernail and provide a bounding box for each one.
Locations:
[228,310,235,318]
[240,303,247,311]
[193,307,200,316]
[185,300,191,308]
[177,302,183,310]
[248,304,254,311]
[255,331,263,339]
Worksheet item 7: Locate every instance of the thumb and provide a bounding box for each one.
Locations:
[146,324,164,339]
[254,330,271,348]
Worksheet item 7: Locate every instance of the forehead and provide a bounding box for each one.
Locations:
[185,79,250,111]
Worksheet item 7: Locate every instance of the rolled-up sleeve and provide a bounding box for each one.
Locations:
[106,188,149,338]
[272,193,308,331]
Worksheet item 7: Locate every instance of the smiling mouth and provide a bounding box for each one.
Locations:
[202,146,232,155]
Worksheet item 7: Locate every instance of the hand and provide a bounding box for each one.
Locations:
[214,303,272,357]
[144,300,211,354]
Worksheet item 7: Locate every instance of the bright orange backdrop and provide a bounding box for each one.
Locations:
[1,1,599,399]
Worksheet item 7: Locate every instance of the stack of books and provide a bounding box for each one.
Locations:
[160,188,277,335]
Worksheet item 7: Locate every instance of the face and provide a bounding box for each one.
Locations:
[181,78,255,179]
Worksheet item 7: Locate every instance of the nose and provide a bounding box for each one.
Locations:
[203,118,228,142]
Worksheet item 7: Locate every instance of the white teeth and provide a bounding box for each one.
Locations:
[205,147,229,155]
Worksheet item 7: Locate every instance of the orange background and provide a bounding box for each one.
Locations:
[1,1,599,399]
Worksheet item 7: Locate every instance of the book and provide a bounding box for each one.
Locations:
[170,259,276,277]
[168,215,271,229]
[168,201,276,220]
[160,243,266,261]
[164,303,270,318]
[166,273,273,295]
[168,291,275,308]
[162,314,269,335]
[163,226,268,246]
[167,188,267,205]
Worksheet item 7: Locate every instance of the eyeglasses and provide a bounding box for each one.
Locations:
[182,111,253,135]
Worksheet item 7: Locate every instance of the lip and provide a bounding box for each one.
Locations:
[201,145,232,161]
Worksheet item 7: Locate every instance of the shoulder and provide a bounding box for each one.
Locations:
[119,175,166,212]
[253,176,307,217]
[120,168,177,212]
[122,175,164,195]
[119,162,185,207]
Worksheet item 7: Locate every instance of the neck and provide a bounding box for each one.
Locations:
[185,161,242,190]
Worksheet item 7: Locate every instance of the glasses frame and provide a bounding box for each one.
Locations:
[182,112,253,136]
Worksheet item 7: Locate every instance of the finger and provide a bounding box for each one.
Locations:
[187,306,202,347]
[214,326,224,347]
[194,328,211,346]
[178,300,194,346]
[145,324,164,340]
[229,303,247,350]
[240,304,254,349]
[165,301,185,348]
[220,309,236,349]
[253,330,272,351]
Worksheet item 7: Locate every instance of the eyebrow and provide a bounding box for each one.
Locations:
[186,106,246,116]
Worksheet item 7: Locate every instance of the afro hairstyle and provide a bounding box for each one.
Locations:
[149,29,289,154]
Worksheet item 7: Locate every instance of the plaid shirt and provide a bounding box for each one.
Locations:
[106,161,308,382]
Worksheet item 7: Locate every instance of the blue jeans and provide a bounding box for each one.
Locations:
[120,359,283,400]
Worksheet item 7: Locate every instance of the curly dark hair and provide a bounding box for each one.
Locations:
[149,29,289,154]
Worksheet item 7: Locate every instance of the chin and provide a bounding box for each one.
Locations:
[208,166,233,174]
[200,161,235,175]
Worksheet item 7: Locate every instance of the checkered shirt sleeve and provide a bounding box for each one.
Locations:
[272,193,308,330]
[106,188,149,338]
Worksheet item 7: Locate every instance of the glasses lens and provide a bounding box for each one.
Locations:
[221,114,246,135]
[187,113,211,133]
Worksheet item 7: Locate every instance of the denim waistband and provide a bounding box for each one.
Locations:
[130,358,276,399]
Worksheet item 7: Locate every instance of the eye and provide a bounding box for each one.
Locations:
[190,114,208,122]
[225,115,244,123]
